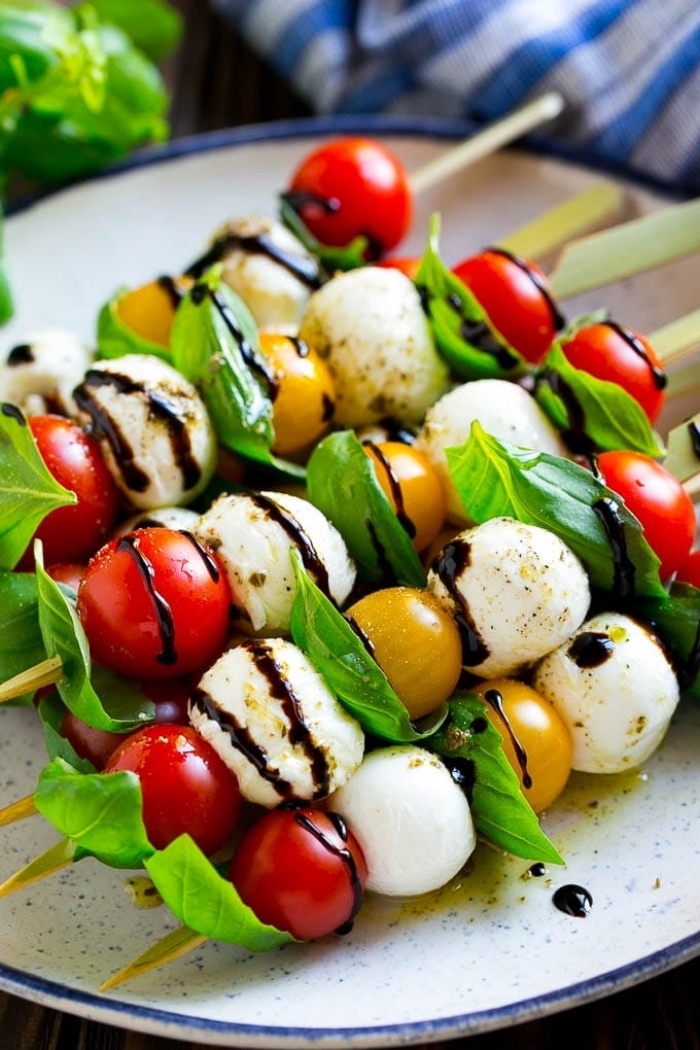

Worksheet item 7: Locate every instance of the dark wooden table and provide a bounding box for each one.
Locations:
[2,2,700,1047]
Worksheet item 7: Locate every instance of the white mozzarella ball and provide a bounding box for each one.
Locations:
[298,266,450,427]
[115,505,200,536]
[211,215,321,333]
[329,745,475,896]
[427,517,590,678]
[194,489,356,634]
[531,613,680,774]
[72,354,216,511]
[189,637,364,807]
[0,329,93,417]
[414,379,569,524]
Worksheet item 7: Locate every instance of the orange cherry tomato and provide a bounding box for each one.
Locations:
[378,256,420,280]
[259,332,336,457]
[345,586,462,720]
[472,678,573,813]
[115,276,191,348]
[364,440,447,552]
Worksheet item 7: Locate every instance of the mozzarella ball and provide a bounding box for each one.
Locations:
[531,613,680,774]
[115,505,200,536]
[0,328,93,417]
[211,215,321,333]
[72,354,216,510]
[298,267,450,427]
[427,517,590,678]
[189,637,364,807]
[194,490,356,634]
[414,379,569,524]
[328,745,475,896]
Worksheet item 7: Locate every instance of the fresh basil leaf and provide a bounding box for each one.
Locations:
[0,2,73,95]
[0,208,13,323]
[34,756,153,868]
[290,554,446,742]
[427,693,563,864]
[38,690,97,771]
[171,271,302,479]
[628,581,700,701]
[446,422,667,599]
[0,402,75,569]
[35,553,155,731]
[145,835,295,949]
[534,343,664,457]
[279,193,366,272]
[96,286,171,362]
[306,430,426,588]
[85,0,182,64]
[0,568,45,700]
[414,215,527,381]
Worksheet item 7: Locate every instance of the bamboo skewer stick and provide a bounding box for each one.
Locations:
[0,654,62,703]
[99,927,208,992]
[408,91,565,196]
[498,181,625,261]
[0,793,37,826]
[0,838,76,897]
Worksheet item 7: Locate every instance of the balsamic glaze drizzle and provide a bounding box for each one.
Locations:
[688,420,700,459]
[364,441,416,539]
[552,884,593,917]
[484,689,532,788]
[1,402,25,424]
[6,343,33,366]
[248,492,331,597]
[116,534,177,666]
[192,284,279,397]
[592,496,636,599]
[568,631,615,669]
[293,809,364,933]
[432,540,489,665]
[488,247,566,332]
[604,320,667,390]
[185,225,324,289]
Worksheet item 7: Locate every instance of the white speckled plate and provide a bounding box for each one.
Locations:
[1,117,699,1048]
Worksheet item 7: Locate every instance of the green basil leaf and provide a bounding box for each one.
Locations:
[34,756,153,868]
[279,194,366,272]
[0,208,14,324]
[306,430,426,588]
[534,343,664,457]
[36,553,155,731]
[628,581,700,701]
[86,0,182,64]
[0,568,45,700]
[0,2,73,95]
[145,835,295,949]
[427,693,563,864]
[414,215,527,381]
[96,286,171,362]
[171,271,304,480]
[38,690,97,771]
[290,554,446,742]
[446,422,667,599]
[0,403,75,569]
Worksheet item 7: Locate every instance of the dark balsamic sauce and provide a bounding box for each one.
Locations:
[178,530,221,582]
[365,518,396,581]
[568,631,614,669]
[605,321,667,390]
[592,496,636,599]
[73,368,202,494]
[488,247,566,332]
[688,420,700,459]
[7,343,34,366]
[248,492,331,597]
[441,290,522,370]
[552,883,593,917]
[343,613,377,660]
[1,402,26,425]
[156,274,187,310]
[116,534,177,665]
[293,809,364,933]
[535,368,593,455]
[185,225,324,290]
[432,540,489,665]
[321,392,336,423]
[364,441,416,539]
[528,862,546,878]
[442,755,476,798]
[484,689,531,788]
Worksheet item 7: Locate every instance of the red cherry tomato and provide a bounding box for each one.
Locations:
[452,249,562,364]
[596,451,696,580]
[676,549,700,589]
[229,806,367,940]
[377,256,420,280]
[104,724,242,855]
[76,528,231,679]
[24,414,119,565]
[287,137,412,256]
[46,562,85,592]
[561,322,667,424]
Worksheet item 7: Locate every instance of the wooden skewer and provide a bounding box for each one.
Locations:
[0,838,76,897]
[0,793,37,826]
[0,654,62,704]
[408,91,565,196]
[99,926,208,992]
[648,308,700,369]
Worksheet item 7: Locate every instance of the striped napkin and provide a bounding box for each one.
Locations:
[212,0,700,195]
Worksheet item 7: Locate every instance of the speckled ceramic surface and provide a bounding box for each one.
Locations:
[1,118,699,1047]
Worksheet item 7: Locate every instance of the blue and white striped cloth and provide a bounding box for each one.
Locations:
[212,0,700,195]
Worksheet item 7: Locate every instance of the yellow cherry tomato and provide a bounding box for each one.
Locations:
[115,276,192,348]
[472,678,573,813]
[259,332,336,457]
[364,441,447,553]
[345,586,462,720]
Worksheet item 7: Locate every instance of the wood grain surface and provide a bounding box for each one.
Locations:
[2,2,700,1047]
